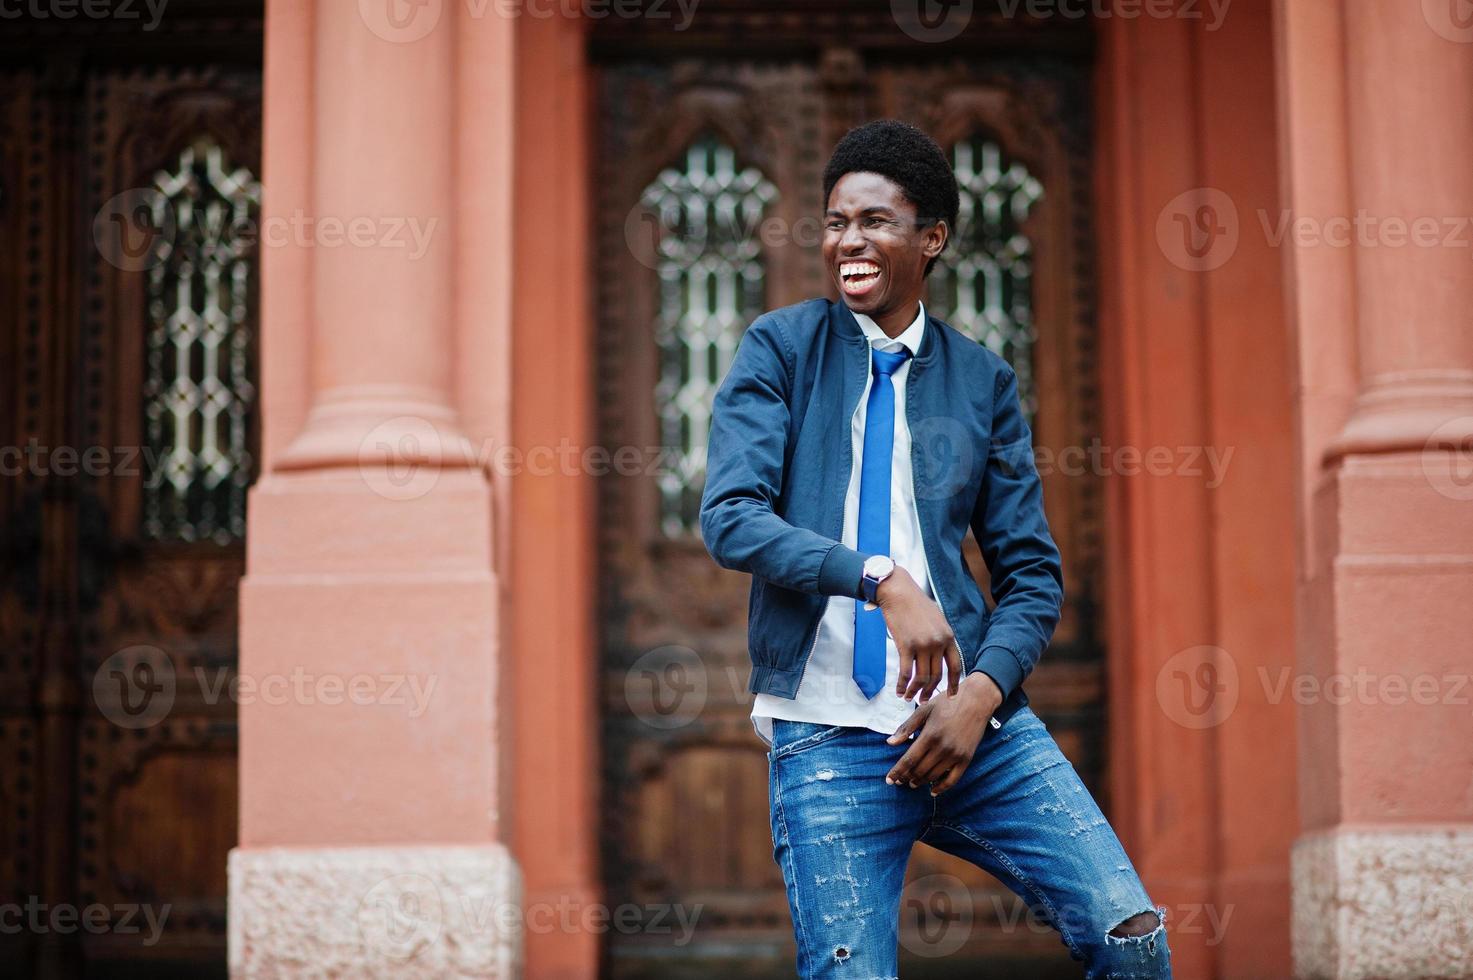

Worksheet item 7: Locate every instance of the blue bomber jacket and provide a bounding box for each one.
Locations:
[698,298,1065,730]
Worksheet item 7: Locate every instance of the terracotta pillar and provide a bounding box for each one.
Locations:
[509,12,602,980]
[1279,1,1473,976]
[228,0,521,975]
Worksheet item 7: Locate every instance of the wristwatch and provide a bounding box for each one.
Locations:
[860,554,897,605]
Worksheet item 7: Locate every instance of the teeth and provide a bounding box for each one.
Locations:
[840,261,880,278]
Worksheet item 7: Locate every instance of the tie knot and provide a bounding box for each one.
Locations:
[871,346,911,377]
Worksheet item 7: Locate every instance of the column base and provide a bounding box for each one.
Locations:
[1292,825,1473,979]
[229,843,522,978]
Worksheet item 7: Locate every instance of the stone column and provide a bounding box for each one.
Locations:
[228,0,521,975]
[1282,1,1473,976]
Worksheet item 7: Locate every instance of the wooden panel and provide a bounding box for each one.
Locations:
[75,67,260,970]
[0,13,262,972]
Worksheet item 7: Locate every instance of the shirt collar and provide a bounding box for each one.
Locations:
[851,301,926,356]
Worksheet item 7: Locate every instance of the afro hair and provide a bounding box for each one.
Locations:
[821,119,960,277]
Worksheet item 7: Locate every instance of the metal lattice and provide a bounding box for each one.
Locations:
[644,136,776,535]
[930,134,1043,420]
[141,140,259,544]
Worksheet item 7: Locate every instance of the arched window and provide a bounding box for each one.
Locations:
[930,133,1043,421]
[141,139,260,543]
[641,135,777,535]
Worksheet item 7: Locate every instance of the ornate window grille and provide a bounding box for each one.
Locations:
[643,136,776,536]
[141,139,260,544]
[929,133,1043,421]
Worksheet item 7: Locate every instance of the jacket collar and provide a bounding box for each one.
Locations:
[830,298,941,365]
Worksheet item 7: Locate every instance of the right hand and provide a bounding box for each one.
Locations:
[874,567,962,704]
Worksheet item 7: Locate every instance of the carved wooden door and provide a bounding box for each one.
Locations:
[1,18,261,977]
[593,10,1102,978]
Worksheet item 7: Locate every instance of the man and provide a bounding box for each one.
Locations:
[699,120,1171,978]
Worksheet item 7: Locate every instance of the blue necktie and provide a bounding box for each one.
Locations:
[853,345,911,698]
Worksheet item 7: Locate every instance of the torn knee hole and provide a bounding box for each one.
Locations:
[1109,909,1162,939]
[832,945,850,962]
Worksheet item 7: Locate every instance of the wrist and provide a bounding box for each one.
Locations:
[873,566,913,605]
[959,670,1003,707]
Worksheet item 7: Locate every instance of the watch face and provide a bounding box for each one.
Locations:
[864,555,895,579]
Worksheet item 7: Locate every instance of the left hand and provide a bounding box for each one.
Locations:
[884,672,1003,795]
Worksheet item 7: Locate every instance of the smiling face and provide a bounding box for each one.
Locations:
[823,171,948,336]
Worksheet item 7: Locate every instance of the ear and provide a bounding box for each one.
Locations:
[923,219,949,259]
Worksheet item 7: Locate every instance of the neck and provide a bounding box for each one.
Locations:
[872,299,920,339]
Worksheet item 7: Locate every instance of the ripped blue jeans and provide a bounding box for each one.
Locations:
[767,705,1171,978]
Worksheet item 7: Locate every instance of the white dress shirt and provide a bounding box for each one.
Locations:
[751,301,953,745]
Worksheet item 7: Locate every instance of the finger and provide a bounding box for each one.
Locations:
[945,642,962,698]
[909,742,955,787]
[930,761,966,796]
[886,737,930,786]
[917,651,943,703]
[902,651,927,701]
[886,701,931,744]
[894,640,916,699]
[894,738,946,788]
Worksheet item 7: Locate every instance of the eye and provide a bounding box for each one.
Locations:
[825,220,846,232]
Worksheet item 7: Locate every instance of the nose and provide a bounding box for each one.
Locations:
[838,221,866,253]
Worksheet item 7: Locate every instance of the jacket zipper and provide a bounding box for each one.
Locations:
[794,330,998,730]
[791,338,866,693]
[908,360,1001,730]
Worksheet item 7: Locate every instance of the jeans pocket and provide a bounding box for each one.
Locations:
[768,720,849,761]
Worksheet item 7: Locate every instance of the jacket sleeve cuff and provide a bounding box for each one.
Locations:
[974,644,1025,701]
[817,544,870,598]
